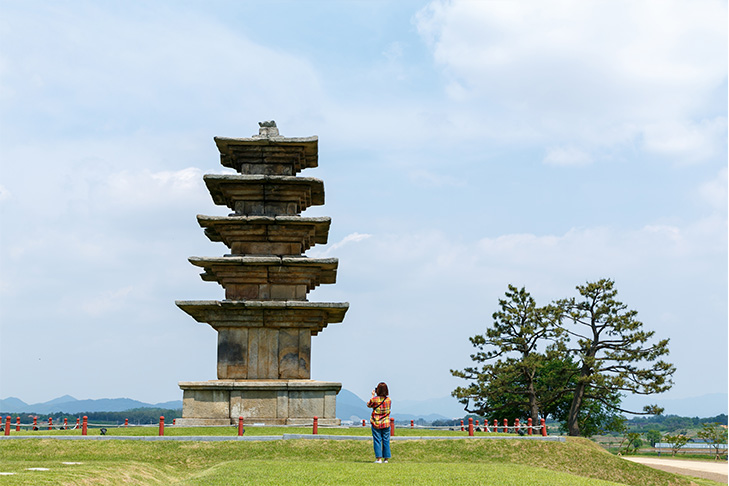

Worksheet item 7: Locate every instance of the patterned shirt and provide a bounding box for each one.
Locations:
[367,396,391,429]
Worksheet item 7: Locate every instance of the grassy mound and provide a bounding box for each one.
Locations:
[0,436,719,485]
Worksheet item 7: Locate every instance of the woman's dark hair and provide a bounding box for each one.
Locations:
[375,382,388,397]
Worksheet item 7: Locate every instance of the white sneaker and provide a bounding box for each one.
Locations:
[383,459,389,463]
[374,459,382,463]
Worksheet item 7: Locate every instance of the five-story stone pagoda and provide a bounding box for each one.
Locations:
[176,121,348,426]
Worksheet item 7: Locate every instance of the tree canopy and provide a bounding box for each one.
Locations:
[451,279,675,437]
[450,285,565,423]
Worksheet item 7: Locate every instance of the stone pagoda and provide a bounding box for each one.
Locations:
[175,121,348,426]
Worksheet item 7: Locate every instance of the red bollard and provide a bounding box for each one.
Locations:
[493,419,498,432]
[76,418,80,429]
[515,418,520,434]
[64,418,68,429]
[460,419,464,432]
[33,416,38,428]
[15,417,20,432]
[475,419,479,430]
[238,417,244,436]
[390,418,395,436]
[468,417,474,436]
[49,417,53,431]
[312,416,318,435]
[410,419,414,428]
[362,419,366,427]
[124,418,129,427]
[173,419,176,425]
[527,418,533,435]
[159,416,165,436]
[4,416,10,436]
[541,418,547,436]
[82,416,88,436]
[502,418,507,433]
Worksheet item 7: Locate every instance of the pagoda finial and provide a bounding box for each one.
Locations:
[257,120,279,137]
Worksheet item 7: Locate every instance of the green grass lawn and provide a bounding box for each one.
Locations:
[1,436,723,485]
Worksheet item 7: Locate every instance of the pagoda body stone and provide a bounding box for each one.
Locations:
[176,122,348,426]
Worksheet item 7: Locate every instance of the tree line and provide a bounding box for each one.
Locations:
[1,408,182,426]
[451,279,675,437]
[626,413,728,434]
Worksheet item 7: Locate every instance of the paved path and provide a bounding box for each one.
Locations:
[623,456,728,483]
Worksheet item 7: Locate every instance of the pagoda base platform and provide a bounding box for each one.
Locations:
[176,379,341,426]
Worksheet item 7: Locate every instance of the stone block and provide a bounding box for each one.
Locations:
[248,328,279,379]
[278,329,310,379]
[324,390,337,417]
[179,380,341,424]
[231,389,278,419]
[270,284,305,300]
[217,328,248,379]
[183,389,231,418]
[288,390,325,418]
[225,284,259,300]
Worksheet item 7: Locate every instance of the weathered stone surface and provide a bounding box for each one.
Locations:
[204,175,324,216]
[178,380,341,425]
[176,301,348,333]
[198,215,331,255]
[214,325,316,380]
[214,136,318,175]
[189,256,338,300]
[217,328,248,379]
[182,388,231,420]
[178,124,346,425]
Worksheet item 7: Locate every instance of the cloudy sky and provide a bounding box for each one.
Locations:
[1,1,726,415]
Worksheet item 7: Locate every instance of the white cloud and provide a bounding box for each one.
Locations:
[311,232,372,257]
[315,216,726,401]
[543,146,593,167]
[0,3,326,140]
[103,167,206,211]
[642,117,728,163]
[415,0,727,159]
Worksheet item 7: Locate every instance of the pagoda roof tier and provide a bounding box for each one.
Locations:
[214,135,318,176]
[175,300,349,335]
[197,215,330,256]
[204,174,324,216]
[189,256,338,287]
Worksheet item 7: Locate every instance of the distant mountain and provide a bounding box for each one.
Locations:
[43,395,78,405]
[621,392,728,418]
[336,389,370,421]
[0,397,28,411]
[0,396,182,414]
[9,390,721,422]
[396,395,465,419]
[337,390,459,422]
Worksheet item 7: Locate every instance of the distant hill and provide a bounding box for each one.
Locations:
[336,390,454,422]
[6,390,721,422]
[0,396,182,414]
[621,392,728,417]
[336,389,370,422]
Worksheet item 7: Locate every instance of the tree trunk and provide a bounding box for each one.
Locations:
[567,382,584,436]
[527,381,540,424]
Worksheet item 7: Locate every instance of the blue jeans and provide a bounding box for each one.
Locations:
[371,425,391,459]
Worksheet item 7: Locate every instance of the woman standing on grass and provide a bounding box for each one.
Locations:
[367,382,391,463]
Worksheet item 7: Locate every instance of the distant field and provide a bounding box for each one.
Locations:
[1,435,723,485]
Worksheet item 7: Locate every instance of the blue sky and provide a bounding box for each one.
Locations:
[0,0,726,415]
